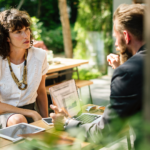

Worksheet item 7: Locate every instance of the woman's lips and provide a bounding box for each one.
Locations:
[24,41,29,44]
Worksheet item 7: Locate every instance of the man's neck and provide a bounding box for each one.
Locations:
[131,41,145,55]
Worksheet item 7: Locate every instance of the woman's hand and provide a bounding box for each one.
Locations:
[28,110,42,122]
[50,105,68,131]
[107,54,120,69]
[0,102,42,122]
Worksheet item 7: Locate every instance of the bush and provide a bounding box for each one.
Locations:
[31,17,43,41]
[41,25,77,54]
[31,16,77,54]
[41,26,64,53]
[73,0,113,73]
[72,68,101,80]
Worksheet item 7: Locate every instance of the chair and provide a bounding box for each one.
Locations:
[74,80,93,104]
[116,125,132,150]
[46,73,59,84]
[45,79,93,104]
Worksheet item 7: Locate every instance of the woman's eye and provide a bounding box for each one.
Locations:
[16,31,21,33]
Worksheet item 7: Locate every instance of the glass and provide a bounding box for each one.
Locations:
[47,50,53,64]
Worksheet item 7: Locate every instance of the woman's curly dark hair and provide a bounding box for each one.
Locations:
[0,8,33,59]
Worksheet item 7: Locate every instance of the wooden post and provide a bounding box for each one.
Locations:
[144,0,150,124]
[143,0,150,147]
[58,0,73,58]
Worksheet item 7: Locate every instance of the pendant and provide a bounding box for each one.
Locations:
[19,80,23,84]
[19,83,28,90]
[7,54,28,91]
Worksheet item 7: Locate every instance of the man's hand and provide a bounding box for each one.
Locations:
[107,54,120,69]
[50,105,68,131]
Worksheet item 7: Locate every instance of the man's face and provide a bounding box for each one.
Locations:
[113,20,132,55]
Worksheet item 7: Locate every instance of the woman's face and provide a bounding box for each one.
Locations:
[7,26,31,51]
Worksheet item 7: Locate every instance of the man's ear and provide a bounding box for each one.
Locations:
[123,30,131,44]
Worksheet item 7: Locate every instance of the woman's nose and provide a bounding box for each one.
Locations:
[23,32,27,38]
[22,31,29,38]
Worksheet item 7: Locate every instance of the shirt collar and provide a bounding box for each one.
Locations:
[137,44,146,53]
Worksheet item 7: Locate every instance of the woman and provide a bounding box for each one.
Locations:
[0,8,49,128]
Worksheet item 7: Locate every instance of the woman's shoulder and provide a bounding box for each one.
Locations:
[0,56,3,60]
[30,46,47,62]
[0,56,5,63]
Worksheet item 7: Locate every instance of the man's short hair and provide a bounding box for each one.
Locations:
[113,4,145,41]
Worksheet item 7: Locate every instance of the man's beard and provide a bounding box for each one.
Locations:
[116,38,132,65]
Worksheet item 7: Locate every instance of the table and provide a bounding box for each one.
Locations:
[0,104,131,150]
[46,57,89,79]
[0,104,104,150]
[46,57,94,103]
[47,57,89,73]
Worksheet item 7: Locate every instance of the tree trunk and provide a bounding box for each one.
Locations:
[17,0,25,10]
[143,0,150,148]
[37,0,42,18]
[58,0,73,58]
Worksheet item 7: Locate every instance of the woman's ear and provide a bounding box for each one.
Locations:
[123,30,131,44]
[7,37,10,43]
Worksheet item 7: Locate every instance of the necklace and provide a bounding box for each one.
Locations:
[7,51,28,90]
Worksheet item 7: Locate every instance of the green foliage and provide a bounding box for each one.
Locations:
[0,0,60,29]
[15,137,72,150]
[30,16,63,52]
[41,25,77,54]
[14,131,88,150]
[0,0,79,53]
[38,0,60,29]
[73,23,87,59]
[41,26,64,53]
[72,68,101,80]
[74,0,113,59]
[31,17,43,41]
[0,0,79,30]
[30,16,77,54]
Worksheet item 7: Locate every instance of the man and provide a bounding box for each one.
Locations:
[50,3,145,147]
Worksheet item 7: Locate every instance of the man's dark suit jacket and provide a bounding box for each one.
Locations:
[66,45,146,144]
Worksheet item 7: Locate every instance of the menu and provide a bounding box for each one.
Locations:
[49,79,81,117]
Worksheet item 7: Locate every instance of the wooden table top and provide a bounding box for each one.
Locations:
[47,57,89,74]
[0,104,129,150]
[0,104,103,150]
[0,122,92,150]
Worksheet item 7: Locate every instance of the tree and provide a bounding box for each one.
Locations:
[37,0,42,18]
[17,0,25,10]
[58,0,73,58]
[73,0,112,73]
